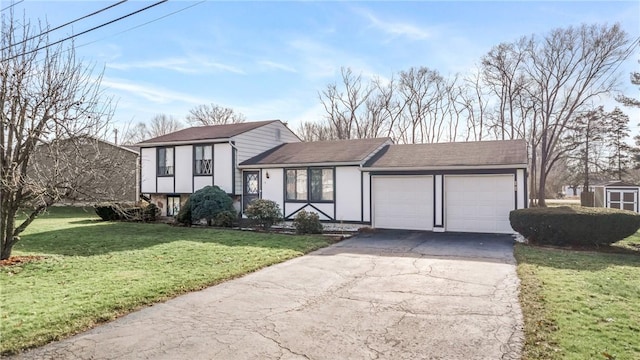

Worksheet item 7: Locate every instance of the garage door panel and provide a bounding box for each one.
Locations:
[446,175,514,234]
[373,176,433,231]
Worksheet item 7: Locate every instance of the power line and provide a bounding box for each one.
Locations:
[0,0,23,12]
[76,0,207,50]
[2,0,168,62]
[1,0,129,52]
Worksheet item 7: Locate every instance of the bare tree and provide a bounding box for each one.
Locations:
[525,24,636,206]
[1,12,118,259]
[147,114,183,138]
[295,121,336,141]
[319,67,376,139]
[186,103,246,126]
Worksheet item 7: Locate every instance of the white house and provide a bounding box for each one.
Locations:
[137,120,528,234]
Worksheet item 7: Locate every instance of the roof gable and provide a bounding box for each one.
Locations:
[137,120,280,145]
[240,138,391,166]
[365,139,528,168]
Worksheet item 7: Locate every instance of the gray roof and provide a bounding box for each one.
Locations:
[137,120,279,145]
[365,139,528,168]
[240,138,391,166]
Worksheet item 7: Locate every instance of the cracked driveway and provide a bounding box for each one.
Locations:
[13,231,523,360]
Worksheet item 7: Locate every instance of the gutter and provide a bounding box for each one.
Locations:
[362,163,529,172]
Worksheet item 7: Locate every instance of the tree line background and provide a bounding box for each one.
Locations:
[128,23,640,207]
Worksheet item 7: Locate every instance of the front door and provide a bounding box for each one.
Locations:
[243,171,260,212]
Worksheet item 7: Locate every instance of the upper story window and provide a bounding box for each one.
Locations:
[194,145,212,175]
[285,168,334,202]
[157,147,174,176]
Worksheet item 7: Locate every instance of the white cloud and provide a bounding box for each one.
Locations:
[356,8,432,40]
[101,78,209,105]
[258,60,298,73]
[108,56,244,75]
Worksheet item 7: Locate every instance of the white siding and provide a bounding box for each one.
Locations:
[283,202,306,218]
[261,168,284,210]
[335,167,361,222]
[157,177,174,193]
[175,145,192,193]
[194,177,212,192]
[434,174,443,228]
[288,204,333,221]
[362,172,371,222]
[140,148,156,193]
[232,122,300,194]
[214,143,233,193]
[517,169,526,209]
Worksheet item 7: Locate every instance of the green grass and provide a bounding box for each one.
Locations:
[515,231,640,360]
[0,207,330,355]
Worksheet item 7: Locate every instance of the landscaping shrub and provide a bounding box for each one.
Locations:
[95,203,158,222]
[213,211,237,227]
[190,186,236,225]
[175,198,192,226]
[94,203,120,221]
[510,206,640,246]
[245,199,282,230]
[293,210,323,234]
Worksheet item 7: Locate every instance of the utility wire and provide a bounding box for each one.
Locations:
[1,0,129,52]
[76,0,207,50]
[2,0,168,62]
[0,0,23,12]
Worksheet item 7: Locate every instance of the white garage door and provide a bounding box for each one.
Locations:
[372,176,433,231]
[445,175,515,233]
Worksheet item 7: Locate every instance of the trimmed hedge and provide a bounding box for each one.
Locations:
[510,206,640,246]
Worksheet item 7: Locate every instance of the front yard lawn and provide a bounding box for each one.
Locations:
[0,207,330,355]
[515,231,640,360]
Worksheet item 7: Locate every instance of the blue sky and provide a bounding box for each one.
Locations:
[7,0,640,136]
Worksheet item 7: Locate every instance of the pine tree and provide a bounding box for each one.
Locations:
[604,107,632,180]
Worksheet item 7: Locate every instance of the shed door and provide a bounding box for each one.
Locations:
[445,175,515,234]
[372,176,433,231]
[607,190,639,212]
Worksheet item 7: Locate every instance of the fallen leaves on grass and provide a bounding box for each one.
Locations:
[0,256,44,267]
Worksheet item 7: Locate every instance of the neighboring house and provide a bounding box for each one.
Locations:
[593,181,640,212]
[137,120,528,234]
[31,137,139,203]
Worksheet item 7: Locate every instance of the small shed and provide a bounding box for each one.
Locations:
[594,181,640,212]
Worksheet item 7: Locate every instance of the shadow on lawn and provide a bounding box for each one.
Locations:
[515,243,640,271]
[15,221,319,257]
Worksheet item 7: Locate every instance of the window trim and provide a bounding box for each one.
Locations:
[157,147,175,177]
[193,144,213,176]
[285,167,335,203]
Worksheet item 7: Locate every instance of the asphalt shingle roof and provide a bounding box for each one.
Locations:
[365,139,528,168]
[240,138,391,166]
[137,120,279,145]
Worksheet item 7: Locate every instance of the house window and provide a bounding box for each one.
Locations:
[194,145,212,175]
[167,195,181,216]
[285,168,334,202]
[310,168,334,201]
[157,147,174,176]
[286,169,307,201]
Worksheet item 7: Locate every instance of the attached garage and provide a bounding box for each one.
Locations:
[445,175,515,234]
[365,139,528,234]
[372,176,434,231]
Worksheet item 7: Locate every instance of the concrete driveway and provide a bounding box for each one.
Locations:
[13,231,523,360]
